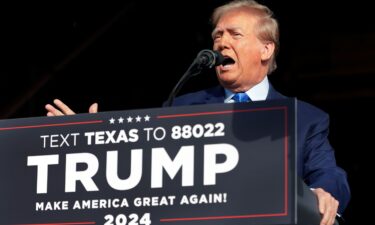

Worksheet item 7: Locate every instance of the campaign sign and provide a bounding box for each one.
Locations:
[0,99,296,225]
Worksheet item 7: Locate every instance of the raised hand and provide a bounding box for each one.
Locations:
[45,99,98,116]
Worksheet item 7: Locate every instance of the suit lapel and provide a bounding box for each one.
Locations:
[202,86,226,104]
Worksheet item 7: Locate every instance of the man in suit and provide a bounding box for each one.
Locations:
[172,1,350,224]
[46,1,350,224]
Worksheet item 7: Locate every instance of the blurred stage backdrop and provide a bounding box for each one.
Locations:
[1,1,374,224]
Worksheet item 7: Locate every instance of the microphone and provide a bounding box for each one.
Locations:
[164,49,224,107]
[195,49,224,69]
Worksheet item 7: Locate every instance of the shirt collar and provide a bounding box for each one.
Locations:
[224,76,269,103]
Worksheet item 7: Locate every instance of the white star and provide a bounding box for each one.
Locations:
[109,118,115,124]
[127,116,133,123]
[118,117,124,123]
[135,116,142,122]
[144,115,150,122]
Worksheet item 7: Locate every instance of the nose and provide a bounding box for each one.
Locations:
[214,34,230,51]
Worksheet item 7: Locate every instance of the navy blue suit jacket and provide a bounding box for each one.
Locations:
[170,85,350,213]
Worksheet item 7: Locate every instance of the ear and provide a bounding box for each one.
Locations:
[260,42,275,61]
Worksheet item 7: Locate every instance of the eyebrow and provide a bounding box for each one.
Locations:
[212,26,243,38]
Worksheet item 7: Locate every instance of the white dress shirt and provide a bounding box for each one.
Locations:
[224,76,269,103]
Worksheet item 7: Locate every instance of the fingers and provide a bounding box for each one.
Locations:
[45,103,64,116]
[53,99,76,115]
[89,103,98,113]
[45,99,98,116]
[45,99,75,116]
[312,188,339,225]
[327,199,339,225]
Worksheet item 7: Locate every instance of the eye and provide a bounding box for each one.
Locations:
[212,33,222,40]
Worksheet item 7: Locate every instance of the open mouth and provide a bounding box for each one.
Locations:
[221,56,236,68]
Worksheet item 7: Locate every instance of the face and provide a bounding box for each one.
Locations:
[212,9,274,92]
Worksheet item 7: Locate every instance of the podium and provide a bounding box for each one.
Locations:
[0,99,337,225]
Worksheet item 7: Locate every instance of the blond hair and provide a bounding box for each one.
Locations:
[212,0,279,74]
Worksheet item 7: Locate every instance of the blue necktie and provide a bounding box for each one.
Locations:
[232,92,250,103]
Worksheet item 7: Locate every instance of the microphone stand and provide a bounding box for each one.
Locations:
[165,50,223,107]
[164,57,203,107]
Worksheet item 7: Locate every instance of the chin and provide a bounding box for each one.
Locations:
[218,79,238,90]
[217,72,237,84]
